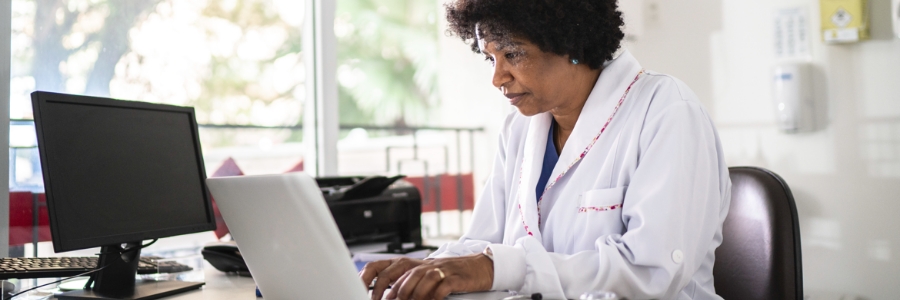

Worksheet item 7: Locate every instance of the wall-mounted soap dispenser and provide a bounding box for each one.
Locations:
[772,63,815,133]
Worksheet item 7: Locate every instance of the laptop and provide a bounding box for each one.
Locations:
[206,172,510,300]
[207,172,368,299]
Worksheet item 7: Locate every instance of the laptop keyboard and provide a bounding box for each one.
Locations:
[0,256,193,279]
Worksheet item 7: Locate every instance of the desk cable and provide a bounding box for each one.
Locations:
[3,266,110,300]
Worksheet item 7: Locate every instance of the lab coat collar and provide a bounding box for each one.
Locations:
[517,49,642,233]
[552,49,642,180]
[517,111,551,239]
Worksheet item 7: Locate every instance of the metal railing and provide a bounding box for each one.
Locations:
[340,124,483,237]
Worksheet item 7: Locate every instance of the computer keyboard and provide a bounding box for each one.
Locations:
[0,256,193,279]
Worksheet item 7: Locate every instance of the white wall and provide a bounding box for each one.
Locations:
[626,0,722,111]
[630,0,900,298]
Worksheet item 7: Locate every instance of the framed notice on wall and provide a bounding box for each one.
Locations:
[774,7,812,60]
[820,0,870,43]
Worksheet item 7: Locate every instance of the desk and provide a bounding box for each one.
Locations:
[55,262,512,300]
[161,263,256,299]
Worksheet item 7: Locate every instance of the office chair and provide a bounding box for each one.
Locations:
[714,167,803,300]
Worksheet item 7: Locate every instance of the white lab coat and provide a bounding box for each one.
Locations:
[429,50,731,300]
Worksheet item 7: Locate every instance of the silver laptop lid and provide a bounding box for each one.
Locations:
[207,172,368,300]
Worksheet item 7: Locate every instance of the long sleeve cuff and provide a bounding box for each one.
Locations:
[488,244,526,291]
[431,252,458,259]
[427,240,492,259]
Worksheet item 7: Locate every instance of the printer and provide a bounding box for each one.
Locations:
[315,175,424,253]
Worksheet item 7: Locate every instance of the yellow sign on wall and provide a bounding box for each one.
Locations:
[820,0,869,43]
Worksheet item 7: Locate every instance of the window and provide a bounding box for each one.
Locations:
[8,0,307,257]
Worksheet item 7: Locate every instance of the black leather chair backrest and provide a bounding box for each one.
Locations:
[714,167,803,300]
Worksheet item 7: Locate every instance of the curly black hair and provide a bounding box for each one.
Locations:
[445,0,624,70]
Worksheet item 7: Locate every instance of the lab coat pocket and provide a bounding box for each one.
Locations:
[578,186,626,213]
[573,186,627,250]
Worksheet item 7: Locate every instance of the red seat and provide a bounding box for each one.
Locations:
[8,191,52,246]
[405,174,475,213]
[209,157,245,239]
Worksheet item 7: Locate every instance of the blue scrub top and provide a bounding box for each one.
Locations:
[536,121,560,202]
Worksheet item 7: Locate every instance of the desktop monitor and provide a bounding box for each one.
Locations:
[31,91,216,299]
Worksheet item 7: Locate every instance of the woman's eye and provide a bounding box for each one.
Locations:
[504,52,517,59]
[484,56,495,65]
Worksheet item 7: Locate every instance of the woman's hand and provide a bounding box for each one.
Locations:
[386,254,493,300]
[360,257,428,300]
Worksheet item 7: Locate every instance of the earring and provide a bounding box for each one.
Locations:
[571,58,579,65]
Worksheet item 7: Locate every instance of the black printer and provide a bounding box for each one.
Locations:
[315,175,424,252]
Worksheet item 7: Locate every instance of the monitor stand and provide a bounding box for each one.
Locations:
[56,242,204,300]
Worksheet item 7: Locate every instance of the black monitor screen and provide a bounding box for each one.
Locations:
[32,92,215,252]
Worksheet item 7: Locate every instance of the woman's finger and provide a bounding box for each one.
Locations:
[432,280,455,300]
[370,258,420,300]
[393,266,429,300]
[371,271,394,300]
[359,260,392,288]
[410,268,446,300]
[385,270,412,299]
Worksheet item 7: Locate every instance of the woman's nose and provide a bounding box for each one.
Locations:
[491,63,512,89]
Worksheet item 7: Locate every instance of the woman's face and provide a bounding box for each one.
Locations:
[480,38,584,116]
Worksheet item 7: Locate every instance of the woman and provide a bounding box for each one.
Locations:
[360,0,731,299]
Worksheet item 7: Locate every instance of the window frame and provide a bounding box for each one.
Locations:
[1,0,12,256]
[303,0,339,177]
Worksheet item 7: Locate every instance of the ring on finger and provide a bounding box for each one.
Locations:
[433,268,445,280]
